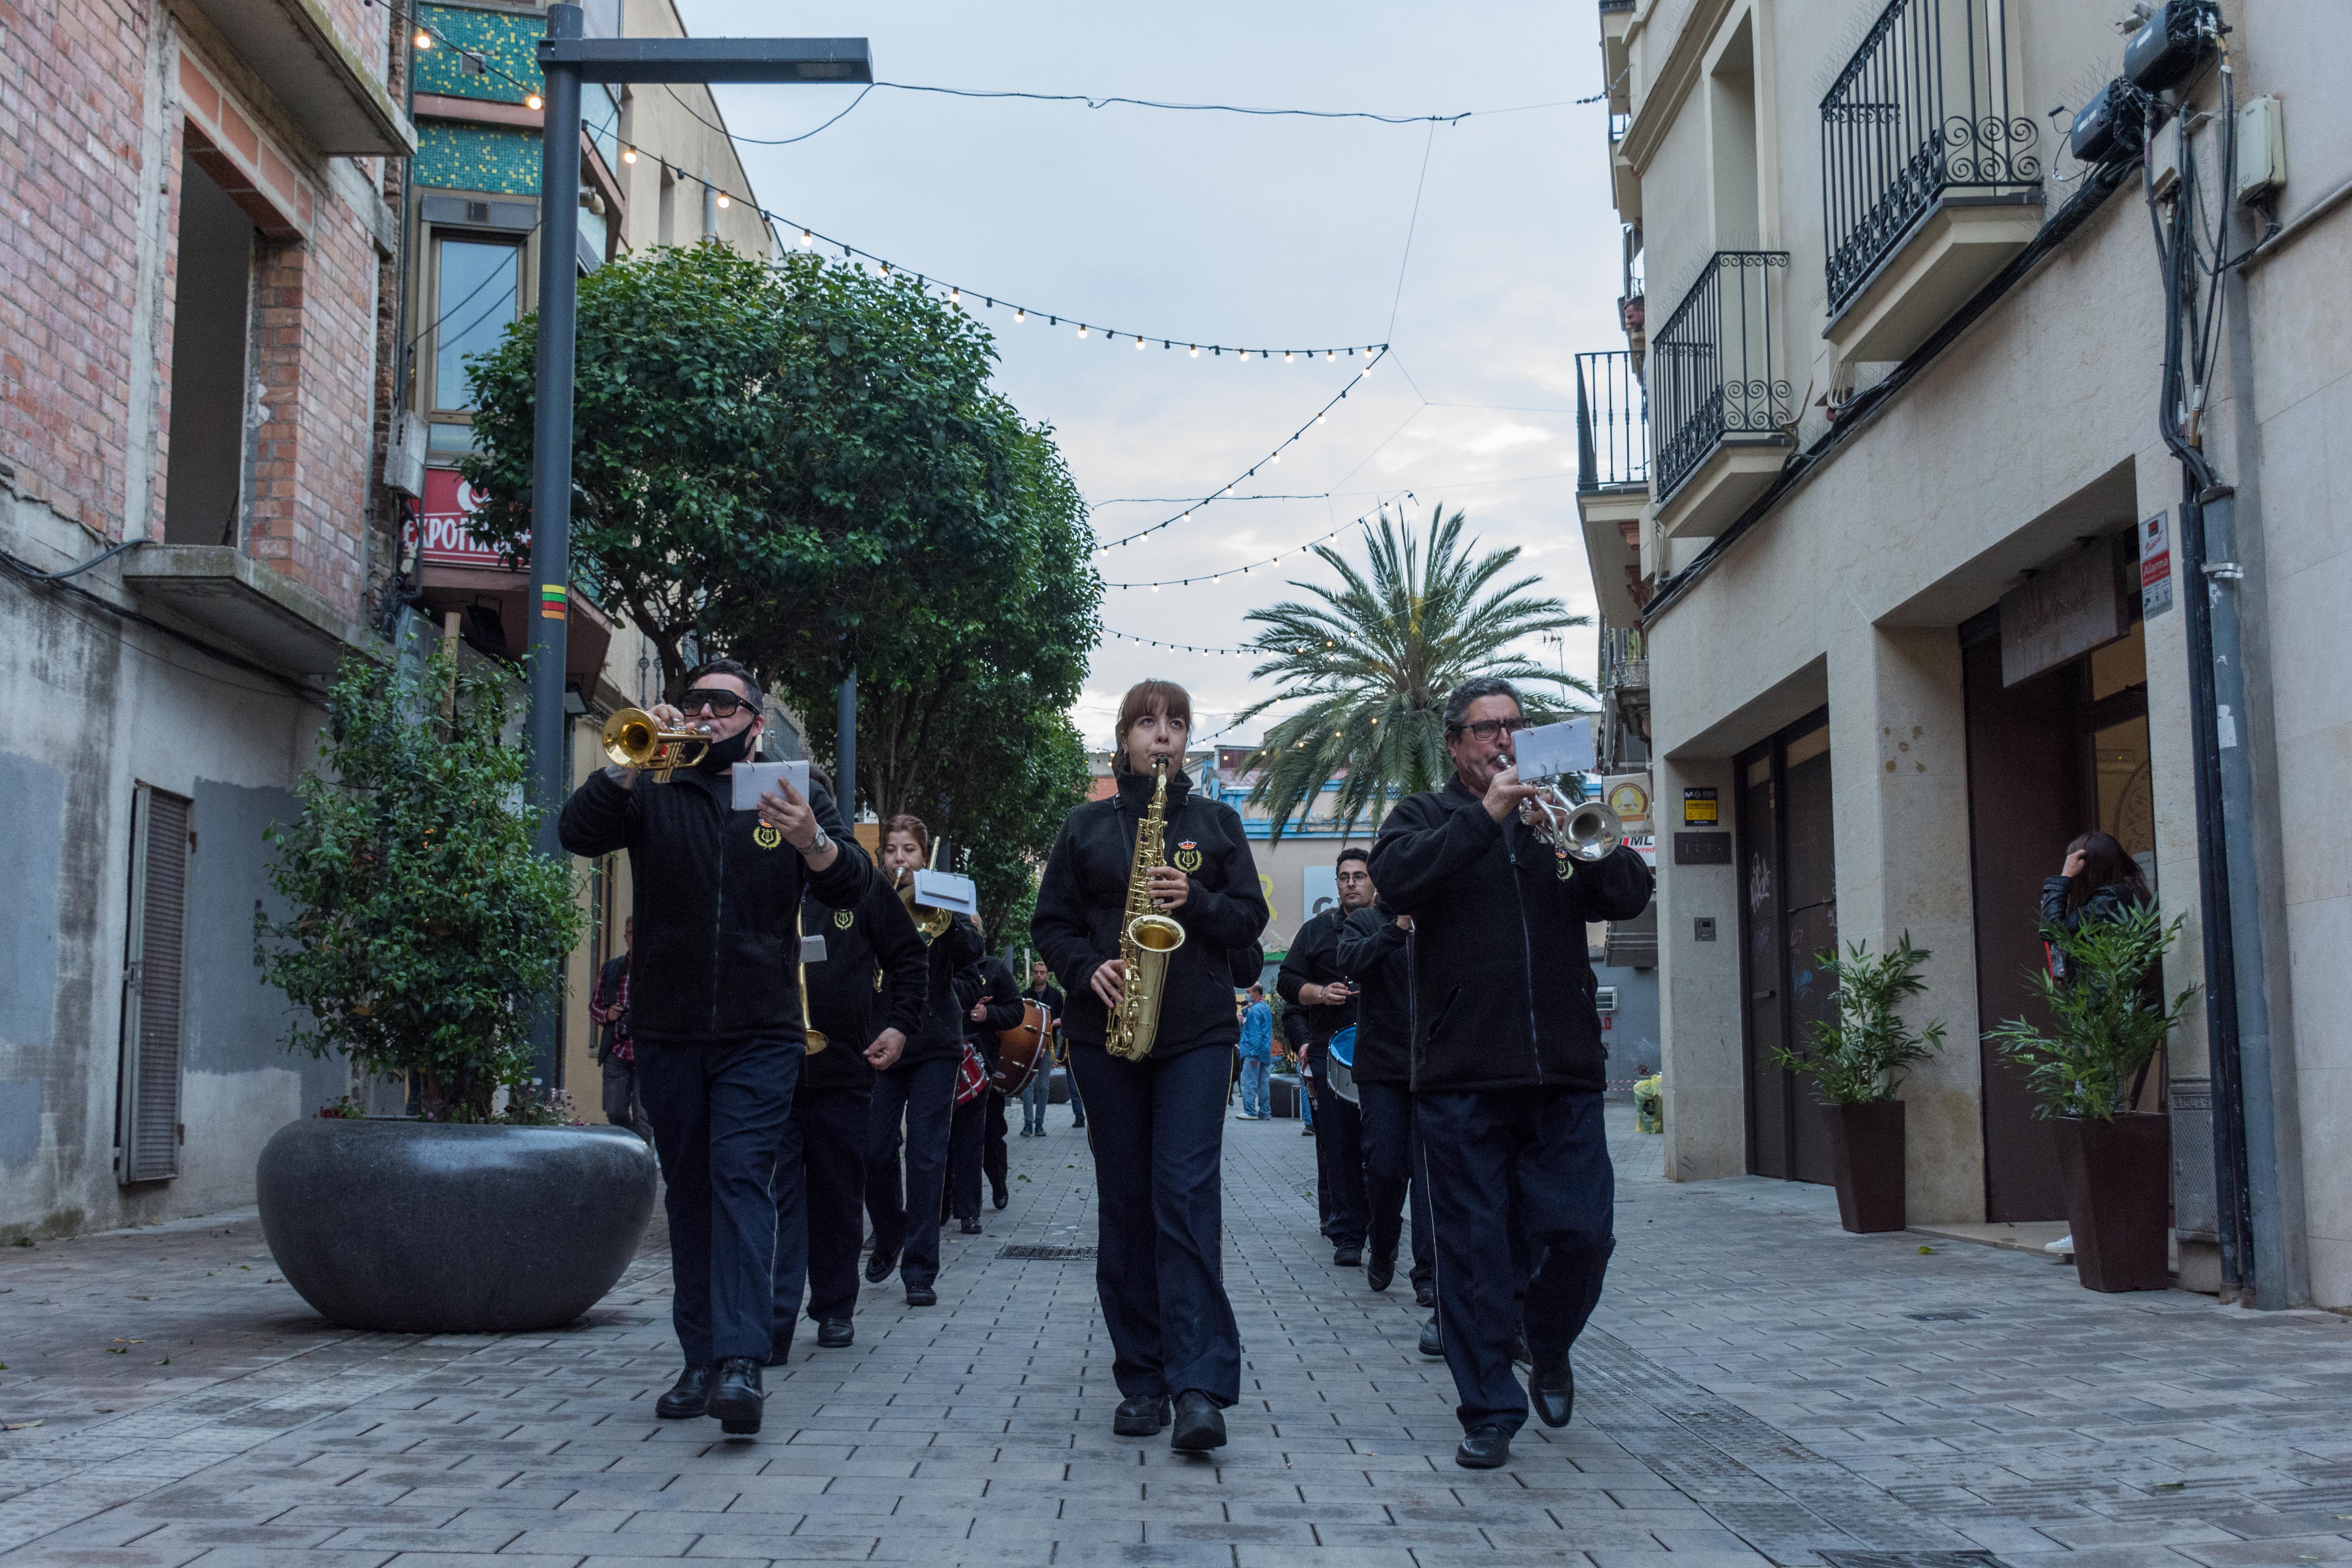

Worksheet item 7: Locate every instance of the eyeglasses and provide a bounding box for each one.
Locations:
[680,688,751,716]
[1452,717,1532,741]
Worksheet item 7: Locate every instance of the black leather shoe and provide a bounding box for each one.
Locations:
[1419,1316,1443,1359]
[764,1341,789,1368]
[864,1247,897,1284]
[1456,1423,1511,1469]
[1414,1280,1437,1309]
[1365,1246,1395,1293]
[655,1364,713,1419]
[1333,1244,1363,1268]
[1169,1390,1227,1452]
[816,1318,854,1348]
[708,1357,764,1436]
[905,1285,937,1307]
[958,1217,984,1235]
[992,1189,1009,1210]
[1530,1359,1574,1429]
[1071,1117,1085,1129]
[1112,1394,1170,1436]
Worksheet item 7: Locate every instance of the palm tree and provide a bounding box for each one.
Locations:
[1234,503,1593,842]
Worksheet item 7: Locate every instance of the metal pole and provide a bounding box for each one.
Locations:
[2190,490,2288,1307]
[526,0,584,1078]
[836,664,857,818]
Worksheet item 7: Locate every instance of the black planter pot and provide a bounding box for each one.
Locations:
[2050,1112,2171,1292]
[1827,1099,1906,1234]
[257,1117,658,1333]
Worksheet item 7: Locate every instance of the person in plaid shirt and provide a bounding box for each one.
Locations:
[590,917,652,1141]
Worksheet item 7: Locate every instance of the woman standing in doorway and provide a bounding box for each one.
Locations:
[2040,830,2154,981]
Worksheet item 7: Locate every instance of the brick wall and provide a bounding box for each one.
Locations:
[0,0,153,537]
[2,0,393,618]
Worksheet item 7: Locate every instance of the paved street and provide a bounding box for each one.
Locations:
[4,1103,2352,1568]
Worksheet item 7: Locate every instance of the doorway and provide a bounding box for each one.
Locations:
[1962,611,2153,1220]
[1737,708,1838,1183]
[163,158,256,545]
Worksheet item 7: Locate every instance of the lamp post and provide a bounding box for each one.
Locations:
[525,4,872,1075]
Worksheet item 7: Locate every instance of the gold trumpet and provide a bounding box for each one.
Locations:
[894,865,953,944]
[600,707,709,783]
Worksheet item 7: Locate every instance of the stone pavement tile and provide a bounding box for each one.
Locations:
[2038,1517,2246,1548]
[1232,1550,1419,1568]
[682,1539,867,1561]
[1991,1551,2209,1567]
[174,1551,397,1568]
[1,1552,212,1568]
[2173,1536,2352,1566]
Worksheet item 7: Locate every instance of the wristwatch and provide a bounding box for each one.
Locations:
[805,823,832,857]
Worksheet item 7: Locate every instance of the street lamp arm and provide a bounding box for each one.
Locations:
[539,35,873,85]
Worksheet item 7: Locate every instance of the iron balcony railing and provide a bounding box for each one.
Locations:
[1650,251,1791,503]
[1820,0,2040,309]
[1575,350,1648,492]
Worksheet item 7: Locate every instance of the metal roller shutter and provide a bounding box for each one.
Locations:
[119,784,189,1183]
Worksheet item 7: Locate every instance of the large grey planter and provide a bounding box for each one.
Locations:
[257,1117,658,1333]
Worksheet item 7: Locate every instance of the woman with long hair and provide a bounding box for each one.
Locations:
[1031,679,1269,1451]
[2040,829,2153,979]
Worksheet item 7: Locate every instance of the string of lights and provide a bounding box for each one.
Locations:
[1089,349,1389,552]
[1105,494,1412,591]
[409,23,1394,364]
[1104,628,1254,658]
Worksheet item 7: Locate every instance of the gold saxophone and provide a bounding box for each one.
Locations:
[1105,759,1188,1061]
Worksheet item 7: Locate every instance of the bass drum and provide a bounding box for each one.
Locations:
[991,1000,1054,1096]
[1327,1024,1359,1106]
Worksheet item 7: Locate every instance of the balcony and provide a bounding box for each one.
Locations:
[1651,252,1792,538]
[1820,0,2042,364]
[185,0,415,155]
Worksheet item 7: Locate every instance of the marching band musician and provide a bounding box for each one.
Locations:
[1331,876,1436,1312]
[1369,676,1652,1470]
[862,815,983,1307]
[1031,679,1269,1452]
[1276,848,1372,1269]
[556,659,870,1437]
[771,815,929,1362]
[949,935,1024,1229]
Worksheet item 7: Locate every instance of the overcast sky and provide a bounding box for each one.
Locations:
[680,1,1625,746]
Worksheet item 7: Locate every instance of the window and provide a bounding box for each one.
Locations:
[119,785,190,1184]
[430,236,521,416]
[1595,985,1619,1014]
[163,158,257,545]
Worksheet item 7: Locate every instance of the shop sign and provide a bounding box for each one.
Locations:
[1683,786,1718,826]
[2140,511,2173,619]
[403,469,523,569]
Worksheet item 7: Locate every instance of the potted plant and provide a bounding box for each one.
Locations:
[1773,934,1945,1234]
[252,652,656,1333]
[1985,905,2197,1292]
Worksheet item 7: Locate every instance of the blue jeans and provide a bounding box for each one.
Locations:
[1236,1056,1270,1116]
[1020,1065,1053,1130]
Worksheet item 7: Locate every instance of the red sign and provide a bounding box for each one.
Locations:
[404,469,522,568]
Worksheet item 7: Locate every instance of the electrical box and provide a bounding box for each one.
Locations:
[383,410,428,498]
[2235,96,2285,205]
[2071,78,2147,167]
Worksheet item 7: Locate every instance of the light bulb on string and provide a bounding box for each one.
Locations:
[1136,336,1146,350]
[1189,345,1198,357]
[800,230,811,247]
[716,193,730,209]
[525,92,544,110]
[1015,308,1025,322]
[950,287,959,303]
[622,147,637,164]
[1077,325,1087,338]
[1285,351,1294,362]
[414,27,432,48]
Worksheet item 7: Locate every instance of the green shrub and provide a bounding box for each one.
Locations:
[1773,933,1946,1105]
[256,653,583,1121]
[1984,903,2196,1121]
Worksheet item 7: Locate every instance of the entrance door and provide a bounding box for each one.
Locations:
[1737,710,1838,1183]
[1963,613,2153,1220]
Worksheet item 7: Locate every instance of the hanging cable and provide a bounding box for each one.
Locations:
[1102,495,1410,590]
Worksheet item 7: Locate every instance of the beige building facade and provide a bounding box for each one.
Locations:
[1581,0,2348,1306]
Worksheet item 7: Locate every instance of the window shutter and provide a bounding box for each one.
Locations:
[120,784,189,1183]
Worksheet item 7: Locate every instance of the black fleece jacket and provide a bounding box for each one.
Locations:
[895,913,983,1069]
[1370,773,1653,1093]
[799,881,929,1093]
[964,955,1024,1066]
[1276,907,1358,1050]
[557,766,870,1047]
[1333,904,1412,1085]
[1031,767,1269,1061]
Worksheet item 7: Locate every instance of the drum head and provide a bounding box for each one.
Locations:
[1329,1025,1356,1071]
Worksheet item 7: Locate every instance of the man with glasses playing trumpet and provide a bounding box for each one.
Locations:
[1368,676,1651,1471]
[559,659,869,1438]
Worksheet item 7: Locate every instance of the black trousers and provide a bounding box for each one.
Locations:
[772,1081,870,1353]
[1416,1086,1615,1437]
[1309,1062,1368,1248]
[984,1089,1009,1196]
[947,1090,985,1221]
[1068,1043,1240,1405]
[1357,1080,1434,1290]
[635,1035,799,1366]
[865,1054,954,1290]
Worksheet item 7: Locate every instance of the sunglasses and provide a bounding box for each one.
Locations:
[680,688,753,716]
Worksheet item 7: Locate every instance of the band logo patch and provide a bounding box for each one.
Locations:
[1555,850,1573,880]
[753,825,783,850]
[833,907,855,929]
[1172,840,1202,873]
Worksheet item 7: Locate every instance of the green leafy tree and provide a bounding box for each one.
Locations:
[255,654,583,1121]
[1234,503,1592,841]
[461,243,1014,702]
[1985,904,2198,1120]
[1773,934,1947,1105]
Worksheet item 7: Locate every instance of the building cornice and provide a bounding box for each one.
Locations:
[1618,0,1737,178]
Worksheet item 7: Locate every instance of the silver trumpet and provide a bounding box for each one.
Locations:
[1518,779,1624,863]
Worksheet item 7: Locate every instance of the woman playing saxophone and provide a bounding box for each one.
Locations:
[1031,679,1269,1452]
